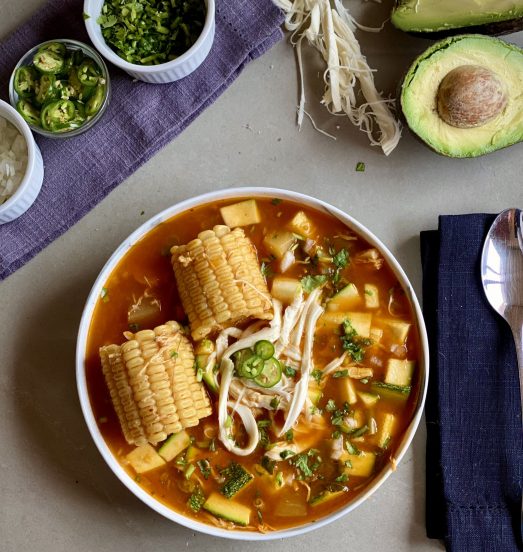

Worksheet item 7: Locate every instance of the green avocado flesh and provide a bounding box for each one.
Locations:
[400,35,523,158]
[391,0,523,34]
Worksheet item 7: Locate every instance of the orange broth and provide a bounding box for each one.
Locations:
[85,197,420,531]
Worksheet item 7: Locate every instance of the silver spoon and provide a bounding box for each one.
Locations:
[480,207,523,538]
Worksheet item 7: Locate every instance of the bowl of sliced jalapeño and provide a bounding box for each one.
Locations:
[9,39,110,138]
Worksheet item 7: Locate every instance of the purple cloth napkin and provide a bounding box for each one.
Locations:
[0,0,283,280]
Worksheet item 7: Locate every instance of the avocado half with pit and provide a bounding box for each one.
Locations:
[391,0,523,37]
[400,35,523,158]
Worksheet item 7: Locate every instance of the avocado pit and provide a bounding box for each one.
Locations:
[436,64,507,129]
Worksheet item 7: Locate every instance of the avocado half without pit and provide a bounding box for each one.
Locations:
[391,0,523,37]
[399,35,523,158]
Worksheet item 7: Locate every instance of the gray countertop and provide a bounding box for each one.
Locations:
[1,1,521,550]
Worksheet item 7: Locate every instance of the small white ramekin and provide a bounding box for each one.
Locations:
[83,0,215,84]
[76,187,429,541]
[0,99,44,224]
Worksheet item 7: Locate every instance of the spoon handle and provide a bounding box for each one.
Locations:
[509,321,523,541]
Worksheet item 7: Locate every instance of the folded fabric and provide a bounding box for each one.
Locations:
[0,0,283,280]
[421,214,523,551]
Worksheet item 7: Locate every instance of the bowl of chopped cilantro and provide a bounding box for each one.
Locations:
[84,0,214,83]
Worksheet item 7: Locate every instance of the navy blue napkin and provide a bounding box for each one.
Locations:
[421,214,522,551]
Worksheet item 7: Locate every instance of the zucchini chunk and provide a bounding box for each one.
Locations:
[158,430,191,462]
[203,493,252,526]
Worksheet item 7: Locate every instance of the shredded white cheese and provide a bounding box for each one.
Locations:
[0,116,27,205]
[273,0,401,155]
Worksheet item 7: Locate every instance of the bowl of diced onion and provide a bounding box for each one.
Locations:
[0,99,44,224]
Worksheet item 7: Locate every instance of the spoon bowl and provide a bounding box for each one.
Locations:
[480,207,523,537]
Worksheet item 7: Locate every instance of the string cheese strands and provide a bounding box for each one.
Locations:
[273,0,401,155]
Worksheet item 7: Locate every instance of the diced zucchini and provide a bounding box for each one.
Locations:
[203,492,251,526]
[271,276,301,304]
[385,359,415,387]
[287,210,315,238]
[339,377,358,405]
[376,412,396,449]
[340,451,376,478]
[158,430,191,462]
[185,445,202,463]
[308,384,323,406]
[326,283,361,312]
[263,231,296,259]
[126,444,166,474]
[371,381,411,401]
[364,284,379,309]
[358,391,379,406]
[309,489,347,506]
[318,312,372,338]
[375,317,411,345]
[220,199,261,227]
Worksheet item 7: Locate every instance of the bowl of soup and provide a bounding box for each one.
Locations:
[76,187,428,539]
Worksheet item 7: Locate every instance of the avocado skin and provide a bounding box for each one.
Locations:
[398,35,523,158]
[391,0,523,39]
[403,18,523,40]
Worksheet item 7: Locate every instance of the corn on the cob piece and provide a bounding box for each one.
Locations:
[100,344,148,446]
[100,321,212,446]
[171,225,273,341]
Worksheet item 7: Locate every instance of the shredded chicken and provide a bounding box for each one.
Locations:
[330,435,344,460]
[347,366,373,379]
[353,248,384,269]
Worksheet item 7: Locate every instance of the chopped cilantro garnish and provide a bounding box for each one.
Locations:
[355,161,366,172]
[170,350,178,358]
[258,427,270,449]
[349,424,369,438]
[364,289,373,296]
[332,249,349,270]
[311,369,323,383]
[271,198,282,205]
[340,319,371,362]
[82,12,90,20]
[257,419,272,428]
[261,455,276,474]
[260,261,273,279]
[285,429,294,442]
[283,365,297,378]
[301,274,328,293]
[326,399,337,412]
[335,473,348,483]
[345,440,361,455]
[279,449,295,460]
[196,459,211,480]
[290,453,314,478]
[333,369,348,378]
[270,397,280,409]
[98,0,206,66]
[331,402,351,426]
